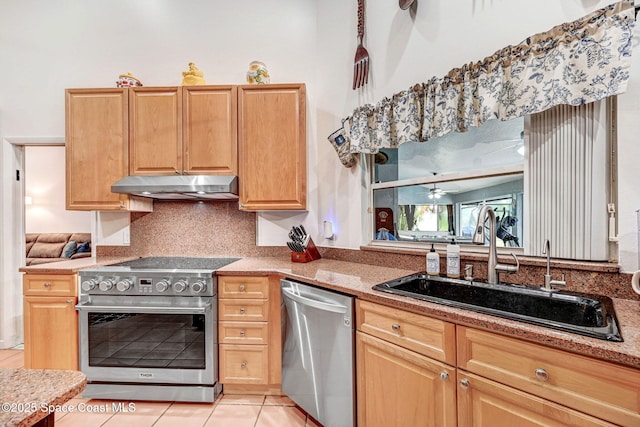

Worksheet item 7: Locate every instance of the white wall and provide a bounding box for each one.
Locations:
[25,146,91,233]
[313,0,640,272]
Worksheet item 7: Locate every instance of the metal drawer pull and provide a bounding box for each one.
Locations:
[391,323,401,331]
[460,378,470,389]
[65,299,73,304]
[239,330,246,336]
[241,361,247,369]
[440,371,449,382]
[535,368,549,382]
[239,307,246,313]
[43,283,52,288]
[239,285,246,292]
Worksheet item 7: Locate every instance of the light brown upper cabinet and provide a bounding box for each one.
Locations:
[65,88,152,211]
[183,86,238,175]
[129,86,237,176]
[238,84,306,210]
[129,87,182,175]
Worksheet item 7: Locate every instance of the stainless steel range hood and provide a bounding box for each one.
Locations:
[111,175,238,200]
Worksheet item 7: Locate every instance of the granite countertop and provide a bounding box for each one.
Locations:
[18,256,140,275]
[0,368,86,427]
[18,255,640,370]
[217,257,640,370]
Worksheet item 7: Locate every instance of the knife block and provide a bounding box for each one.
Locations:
[291,237,322,263]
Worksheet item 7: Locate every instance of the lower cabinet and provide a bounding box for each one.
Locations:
[457,326,640,426]
[218,275,282,394]
[23,274,78,370]
[356,300,457,427]
[357,300,640,427]
[356,332,457,427]
[457,372,616,427]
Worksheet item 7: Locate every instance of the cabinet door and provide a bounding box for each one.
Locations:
[24,296,78,370]
[457,372,616,427]
[238,84,306,210]
[129,87,182,175]
[183,86,237,175]
[356,331,457,427]
[66,89,131,210]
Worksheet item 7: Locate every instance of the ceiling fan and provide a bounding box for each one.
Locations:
[428,184,447,199]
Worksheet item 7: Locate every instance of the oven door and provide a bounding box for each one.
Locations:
[76,295,216,386]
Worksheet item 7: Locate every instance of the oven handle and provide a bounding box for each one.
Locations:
[75,302,211,315]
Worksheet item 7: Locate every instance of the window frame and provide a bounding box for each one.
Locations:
[366,161,525,254]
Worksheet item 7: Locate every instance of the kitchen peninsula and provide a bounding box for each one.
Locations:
[0,368,86,427]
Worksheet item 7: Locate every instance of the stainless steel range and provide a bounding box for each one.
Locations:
[76,257,238,402]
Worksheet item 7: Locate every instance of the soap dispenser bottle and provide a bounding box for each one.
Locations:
[446,239,460,278]
[426,243,440,276]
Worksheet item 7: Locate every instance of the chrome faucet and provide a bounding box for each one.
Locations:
[472,205,519,284]
[542,239,566,291]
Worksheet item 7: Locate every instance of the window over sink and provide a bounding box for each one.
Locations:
[371,117,525,249]
[367,99,614,262]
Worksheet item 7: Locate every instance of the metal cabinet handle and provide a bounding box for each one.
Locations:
[535,368,549,382]
[239,307,246,313]
[391,323,401,331]
[460,378,470,389]
[440,371,449,382]
[175,170,180,175]
[239,330,246,337]
[43,283,52,288]
[65,299,73,304]
[241,361,247,369]
[182,170,188,175]
[239,285,246,292]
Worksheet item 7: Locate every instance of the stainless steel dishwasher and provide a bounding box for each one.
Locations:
[281,279,355,427]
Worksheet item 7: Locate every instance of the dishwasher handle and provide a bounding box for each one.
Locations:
[282,286,348,314]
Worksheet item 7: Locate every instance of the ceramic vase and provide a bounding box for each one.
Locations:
[246,61,270,84]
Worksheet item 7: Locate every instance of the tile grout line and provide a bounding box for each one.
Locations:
[150,401,175,427]
[253,404,265,427]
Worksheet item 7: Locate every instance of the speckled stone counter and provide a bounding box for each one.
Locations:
[217,257,640,370]
[18,256,140,275]
[0,368,86,427]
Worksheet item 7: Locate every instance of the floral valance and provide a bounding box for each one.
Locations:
[328,0,635,167]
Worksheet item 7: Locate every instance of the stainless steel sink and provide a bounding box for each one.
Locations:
[373,274,622,342]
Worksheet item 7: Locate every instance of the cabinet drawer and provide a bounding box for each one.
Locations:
[356,300,456,365]
[219,276,269,299]
[457,326,640,427]
[23,275,77,296]
[219,299,269,322]
[219,344,268,384]
[219,321,269,345]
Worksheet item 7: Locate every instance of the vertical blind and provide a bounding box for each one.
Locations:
[525,100,610,260]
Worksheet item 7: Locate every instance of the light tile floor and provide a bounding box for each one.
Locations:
[0,349,321,426]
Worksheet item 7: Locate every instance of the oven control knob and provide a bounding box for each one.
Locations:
[173,280,188,293]
[191,280,206,294]
[81,279,98,292]
[116,278,133,292]
[156,279,170,293]
[99,278,116,291]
